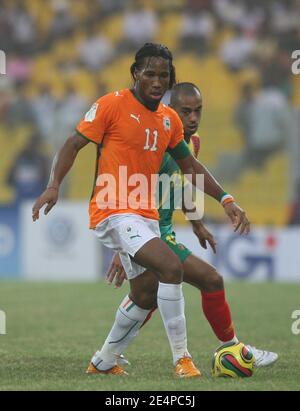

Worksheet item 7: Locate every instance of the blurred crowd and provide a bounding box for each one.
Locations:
[0,0,300,223]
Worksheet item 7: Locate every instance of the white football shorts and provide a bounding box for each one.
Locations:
[94,213,161,279]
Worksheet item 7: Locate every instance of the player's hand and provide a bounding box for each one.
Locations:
[106,253,127,288]
[192,221,217,254]
[224,202,250,235]
[32,187,59,221]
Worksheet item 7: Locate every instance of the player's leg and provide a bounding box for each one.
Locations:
[108,269,158,367]
[128,268,158,309]
[137,230,191,328]
[182,254,237,344]
[130,237,201,376]
[110,271,157,368]
[133,237,200,373]
[88,215,200,376]
[90,257,199,376]
[88,216,159,374]
[183,254,278,366]
[127,267,201,377]
[151,230,236,343]
[89,270,157,375]
[93,238,190,367]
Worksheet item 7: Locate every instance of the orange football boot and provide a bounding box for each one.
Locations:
[86,362,128,376]
[175,357,202,378]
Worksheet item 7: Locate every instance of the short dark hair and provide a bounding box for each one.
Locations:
[130,43,176,89]
[170,82,201,106]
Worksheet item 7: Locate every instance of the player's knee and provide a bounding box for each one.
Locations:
[167,315,186,333]
[130,290,157,310]
[160,257,183,284]
[205,268,224,292]
[137,293,157,310]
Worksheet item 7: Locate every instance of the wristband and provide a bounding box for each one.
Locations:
[47,186,59,191]
[220,192,235,207]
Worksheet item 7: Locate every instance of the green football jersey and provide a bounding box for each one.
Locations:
[158,135,200,236]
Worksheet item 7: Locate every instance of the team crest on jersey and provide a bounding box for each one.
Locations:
[84,103,98,122]
[163,116,171,131]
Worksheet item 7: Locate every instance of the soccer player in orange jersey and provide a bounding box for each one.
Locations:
[32,43,250,377]
[107,82,278,369]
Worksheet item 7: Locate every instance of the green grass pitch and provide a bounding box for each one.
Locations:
[0,281,300,391]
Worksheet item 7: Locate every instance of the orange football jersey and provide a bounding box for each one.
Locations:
[76,89,184,228]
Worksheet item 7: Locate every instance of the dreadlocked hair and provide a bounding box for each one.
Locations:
[130,43,176,89]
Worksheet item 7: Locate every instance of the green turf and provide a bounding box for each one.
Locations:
[0,281,299,391]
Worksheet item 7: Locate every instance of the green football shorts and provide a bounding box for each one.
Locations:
[161,229,192,263]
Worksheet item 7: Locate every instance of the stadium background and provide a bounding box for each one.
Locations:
[0,0,300,280]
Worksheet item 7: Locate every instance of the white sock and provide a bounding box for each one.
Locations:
[92,295,151,371]
[157,282,190,365]
[219,335,239,346]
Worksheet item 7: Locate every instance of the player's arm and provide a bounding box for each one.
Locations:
[181,183,217,253]
[32,133,89,221]
[190,220,217,254]
[169,141,250,234]
[183,207,217,254]
[170,141,224,199]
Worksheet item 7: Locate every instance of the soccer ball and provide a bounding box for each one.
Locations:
[211,342,256,378]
